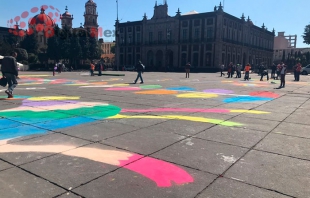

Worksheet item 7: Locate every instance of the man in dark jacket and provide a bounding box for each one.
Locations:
[133,60,144,84]
[1,52,18,98]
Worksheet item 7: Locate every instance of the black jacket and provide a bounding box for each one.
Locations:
[1,56,18,76]
[135,63,144,72]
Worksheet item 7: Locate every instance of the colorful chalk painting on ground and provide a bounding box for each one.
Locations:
[0,95,272,188]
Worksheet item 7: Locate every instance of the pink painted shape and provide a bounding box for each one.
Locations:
[21,11,29,18]
[120,155,194,187]
[14,16,20,22]
[31,7,39,13]
[42,5,48,10]
[48,12,54,18]
[105,87,141,91]
[121,108,230,113]
[50,5,55,10]
[55,12,59,17]
[20,22,26,28]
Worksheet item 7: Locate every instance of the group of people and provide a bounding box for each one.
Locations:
[219,62,293,89]
[90,60,105,76]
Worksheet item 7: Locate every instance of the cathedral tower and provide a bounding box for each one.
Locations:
[84,0,98,29]
[61,6,73,29]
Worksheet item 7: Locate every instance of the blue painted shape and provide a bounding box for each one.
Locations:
[166,87,196,91]
[9,117,56,124]
[223,96,273,103]
[0,125,47,140]
[0,119,21,130]
[32,116,95,131]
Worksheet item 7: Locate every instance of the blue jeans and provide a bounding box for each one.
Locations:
[4,73,18,93]
[134,71,143,83]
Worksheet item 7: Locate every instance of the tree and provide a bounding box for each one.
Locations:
[69,32,82,69]
[14,48,28,62]
[20,33,39,54]
[28,53,38,64]
[59,25,72,62]
[0,40,14,56]
[79,29,90,60]
[303,24,310,45]
[46,26,61,62]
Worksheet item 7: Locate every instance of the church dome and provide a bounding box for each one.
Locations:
[86,0,96,6]
[29,7,55,27]
[61,6,72,18]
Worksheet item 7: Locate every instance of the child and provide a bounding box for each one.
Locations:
[244,63,251,81]
[90,62,95,76]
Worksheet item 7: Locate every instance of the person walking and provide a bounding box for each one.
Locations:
[296,63,302,81]
[271,63,276,79]
[220,64,225,77]
[134,60,144,84]
[244,63,251,81]
[1,52,18,98]
[227,62,233,78]
[90,61,95,76]
[275,64,281,80]
[260,64,269,81]
[185,62,191,78]
[236,64,242,78]
[278,63,287,88]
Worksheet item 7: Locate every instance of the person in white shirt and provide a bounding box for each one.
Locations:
[279,64,287,88]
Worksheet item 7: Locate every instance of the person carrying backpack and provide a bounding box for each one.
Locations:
[1,52,18,98]
[133,60,144,84]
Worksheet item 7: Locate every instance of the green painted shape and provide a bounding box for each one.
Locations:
[140,85,162,89]
[0,105,121,120]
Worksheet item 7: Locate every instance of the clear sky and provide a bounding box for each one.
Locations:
[0,0,309,47]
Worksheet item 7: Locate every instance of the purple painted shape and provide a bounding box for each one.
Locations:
[204,89,234,94]
[22,100,79,107]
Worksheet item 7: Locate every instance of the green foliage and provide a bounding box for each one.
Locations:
[15,48,28,62]
[303,24,310,45]
[20,33,39,54]
[0,40,14,56]
[47,26,61,61]
[28,53,38,64]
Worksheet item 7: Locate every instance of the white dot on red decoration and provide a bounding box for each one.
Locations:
[42,5,48,10]
[31,7,39,13]
[48,12,54,18]
[14,16,20,22]
[20,22,26,28]
[50,5,55,10]
[21,11,29,18]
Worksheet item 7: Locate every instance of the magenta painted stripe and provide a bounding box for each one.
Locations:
[121,108,230,113]
[120,155,194,187]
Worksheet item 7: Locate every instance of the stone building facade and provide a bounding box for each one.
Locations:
[115,2,275,71]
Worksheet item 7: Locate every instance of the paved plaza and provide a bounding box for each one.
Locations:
[0,71,309,198]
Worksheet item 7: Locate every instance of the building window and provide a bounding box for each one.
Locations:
[182,29,188,40]
[149,32,153,43]
[194,28,200,39]
[120,47,124,53]
[207,27,213,39]
[182,45,187,51]
[182,21,188,27]
[158,31,163,42]
[136,33,141,43]
[121,37,124,44]
[136,47,140,53]
[193,45,199,51]
[120,28,124,33]
[128,34,132,44]
[128,27,132,32]
[136,26,141,31]
[224,19,226,26]
[207,18,213,25]
[167,30,171,41]
[206,44,212,51]
[205,53,212,66]
[194,20,200,26]
[128,47,132,53]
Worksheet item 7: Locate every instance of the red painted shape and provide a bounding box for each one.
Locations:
[42,5,48,10]
[250,91,279,99]
[26,28,33,35]
[50,5,55,10]
[36,24,44,32]
[14,16,20,22]
[44,26,55,38]
[120,155,194,187]
[19,30,25,37]
[21,11,29,18]
[48,12,54,18]
[20,22,26,28]
[56,8,60,12]
[98,27,103,37]
[31,7,39,13]
[55,12,59,17]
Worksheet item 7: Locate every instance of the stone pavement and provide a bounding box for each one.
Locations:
[0,71,309,198]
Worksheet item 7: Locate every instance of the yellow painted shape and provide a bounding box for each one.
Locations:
[112,83,129,86]
[109,114,242,127]
[230,110,270,114]
[28,96,80,101]
[135,90,178,95]
[177,93,218,98]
